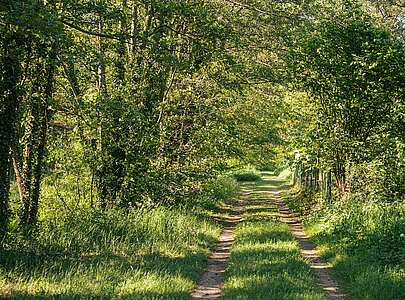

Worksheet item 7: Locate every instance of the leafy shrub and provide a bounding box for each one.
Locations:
[195,175,239,209]
[284,187,320,216]
[208,175,239,201]
[285,187,405,265]
[231,166,262,182]
[325,197,405,265]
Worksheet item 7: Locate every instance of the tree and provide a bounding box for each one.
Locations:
[285,1,405,197]
[0,20,21,241]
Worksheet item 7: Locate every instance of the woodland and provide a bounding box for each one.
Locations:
[0,0,404,299]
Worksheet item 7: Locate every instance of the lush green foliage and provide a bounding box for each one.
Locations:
[205,175,239,204]
[283,186,405,299]
[1,169,243,298]
[1,0,404,298]
[277,3,405,298]
[281,0,404,283]
[230,166,262,182]
[0,0,287,236]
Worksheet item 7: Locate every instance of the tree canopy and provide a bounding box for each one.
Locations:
[0,0,404,241]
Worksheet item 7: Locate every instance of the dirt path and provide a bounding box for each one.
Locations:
[190,199,245,300]
[191,177,345,300]
[273,190,346,300]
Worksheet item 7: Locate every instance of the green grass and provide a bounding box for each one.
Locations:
[1,172,243,299]
[230,166,262,182]
[305,220,405,300]
[283,188,405,300]
[222,180,326,300]
[0,207,221,299]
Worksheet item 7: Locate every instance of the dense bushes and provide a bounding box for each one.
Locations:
[282,3,405,282]
[230,166,262,182]
[4,171,242,254]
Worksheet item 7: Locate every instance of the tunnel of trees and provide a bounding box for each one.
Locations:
[0,0,404,298]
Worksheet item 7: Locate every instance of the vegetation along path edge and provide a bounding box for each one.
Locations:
[275,191,347,300]
[190,198,245,299]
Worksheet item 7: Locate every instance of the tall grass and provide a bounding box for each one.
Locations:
[36,207,217,254]
[283,187,405,299]
[0,171,242,299]
[1,206,221,298]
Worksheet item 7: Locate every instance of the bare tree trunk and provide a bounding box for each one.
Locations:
[129,4,139,63]
[27,48,57,225]
[95,8,107,208]
[96,12,106,95]
[12,153,24,205]
[334,154,347,198]
[0,36,21,242]
[326,168,332,201]
[63,59,81,98]
[115,0,127,82]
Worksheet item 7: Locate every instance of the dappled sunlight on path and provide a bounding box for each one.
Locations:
[222,176,326,300]
[192,173,346,299]
[262,173,346,300]
[190,198,246,300]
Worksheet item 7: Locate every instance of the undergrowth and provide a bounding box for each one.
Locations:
[0,206,220,299]
[283,186,405,299]
[199,175,239,209]
[0,174,239,299]
[230,166,262,182]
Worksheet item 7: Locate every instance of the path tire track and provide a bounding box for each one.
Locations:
[274,191,347,300]
[190,199,246,300]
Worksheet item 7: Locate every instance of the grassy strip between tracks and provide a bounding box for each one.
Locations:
[222,179,326,300]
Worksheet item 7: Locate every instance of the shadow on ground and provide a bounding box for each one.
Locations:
[222,174,326,300]
[0,225,221,300]
[281,174,405,300]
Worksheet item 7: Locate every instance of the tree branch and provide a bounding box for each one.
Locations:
[224,0,296,19]
[62,19,123,41]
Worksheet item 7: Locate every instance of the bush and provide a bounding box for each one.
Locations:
[194,175,239,209]
[324,197,405,265]
[231,166,262,182]
[208,175,239,201]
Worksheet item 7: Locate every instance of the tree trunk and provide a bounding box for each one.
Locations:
[0,37,21,242]
[326,169,332,201]
[96,12,106,95]
[27,48,57,225]
[334,155,346,198]
[19,44,57,228]
[12,152,24,206]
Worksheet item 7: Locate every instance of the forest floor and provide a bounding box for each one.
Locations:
[193,172,345,300]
